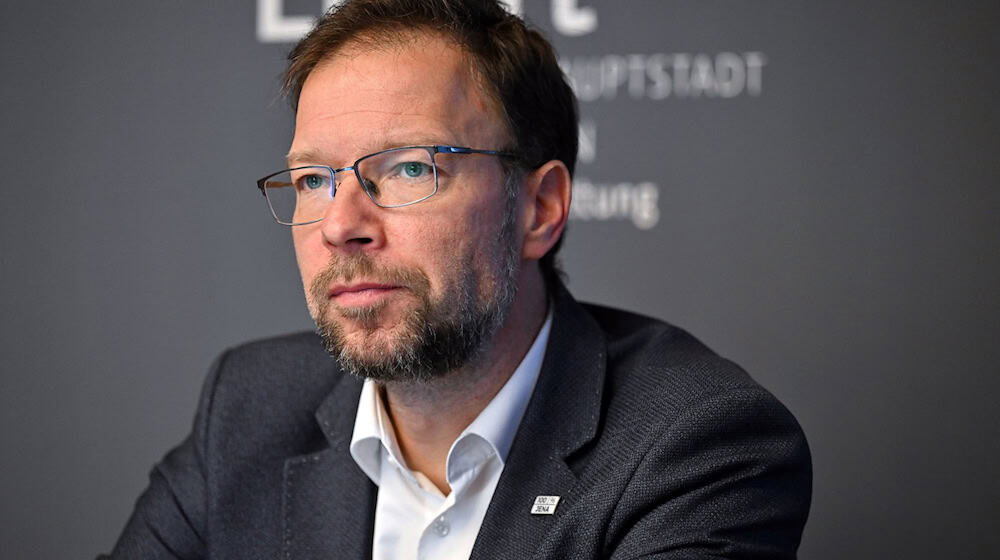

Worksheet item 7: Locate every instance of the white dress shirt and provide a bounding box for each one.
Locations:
[349,312,553,560]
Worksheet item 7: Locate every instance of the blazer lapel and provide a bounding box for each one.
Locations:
[282,374,377,560]
[471,285,607,560]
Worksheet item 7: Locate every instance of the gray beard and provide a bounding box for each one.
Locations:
[309,211,519,383]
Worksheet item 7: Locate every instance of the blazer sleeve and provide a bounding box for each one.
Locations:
[97,352,229,560]
[607,387,812,560]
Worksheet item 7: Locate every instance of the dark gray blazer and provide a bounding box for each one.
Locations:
[102,285,811,559]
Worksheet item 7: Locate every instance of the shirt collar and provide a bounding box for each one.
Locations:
[349,378,398,486]
[459,310,552,464]
[349,310,553,487]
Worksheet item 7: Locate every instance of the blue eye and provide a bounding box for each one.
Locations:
[400,162,430,178]
[300,174,326,190]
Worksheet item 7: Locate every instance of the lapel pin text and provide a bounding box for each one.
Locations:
[531,495,561,515]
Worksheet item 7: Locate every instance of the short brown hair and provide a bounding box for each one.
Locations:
[283,0,577,292]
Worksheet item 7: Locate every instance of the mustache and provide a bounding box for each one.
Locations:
[309,254,430,300]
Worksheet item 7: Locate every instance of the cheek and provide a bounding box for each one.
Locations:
[465,197,513,253]
[292,229,323,287]
[395,217,472,292]
[438,205,508,279]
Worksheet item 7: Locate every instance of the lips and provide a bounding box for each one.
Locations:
[327,282,403,307]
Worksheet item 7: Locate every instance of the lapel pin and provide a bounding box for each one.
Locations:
[531,495,561,515]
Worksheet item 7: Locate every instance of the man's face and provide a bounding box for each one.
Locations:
[288,33,522,382]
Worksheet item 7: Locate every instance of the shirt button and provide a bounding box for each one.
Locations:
[433,516,450,537]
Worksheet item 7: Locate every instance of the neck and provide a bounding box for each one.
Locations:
[380,268,548,494]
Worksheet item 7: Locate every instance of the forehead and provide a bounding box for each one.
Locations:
[291,32,508,162]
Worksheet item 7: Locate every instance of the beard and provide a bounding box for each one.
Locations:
[307,210,520,383]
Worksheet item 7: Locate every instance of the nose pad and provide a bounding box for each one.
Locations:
[319,167,355,215]
[329,176,341,201]
[317,166,380,246]
[334,166,363,195]
[341,168,379,208]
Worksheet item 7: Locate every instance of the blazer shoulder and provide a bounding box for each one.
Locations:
[216,331,333,383]
[573,300,810,486]
[580,302,775,416]
[203,331,346,442]
[224,330,327,360]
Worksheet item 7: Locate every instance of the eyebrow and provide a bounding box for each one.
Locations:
[285,148,327,167]
[286,135,458,167]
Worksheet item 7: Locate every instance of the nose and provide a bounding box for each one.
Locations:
[318,171,384,252]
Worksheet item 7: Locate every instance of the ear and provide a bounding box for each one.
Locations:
[520,160,572,261]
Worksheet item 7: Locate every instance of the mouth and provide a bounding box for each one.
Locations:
[327,282,405,308]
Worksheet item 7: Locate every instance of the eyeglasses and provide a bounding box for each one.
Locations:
[256,145,517,226]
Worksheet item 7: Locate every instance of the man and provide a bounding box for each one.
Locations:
[103,1,811,558]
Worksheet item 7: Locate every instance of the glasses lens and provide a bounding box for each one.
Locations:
[357,147,437,207]
[261,167,333,225]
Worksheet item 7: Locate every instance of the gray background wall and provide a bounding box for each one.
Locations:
[2,1,997,558]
